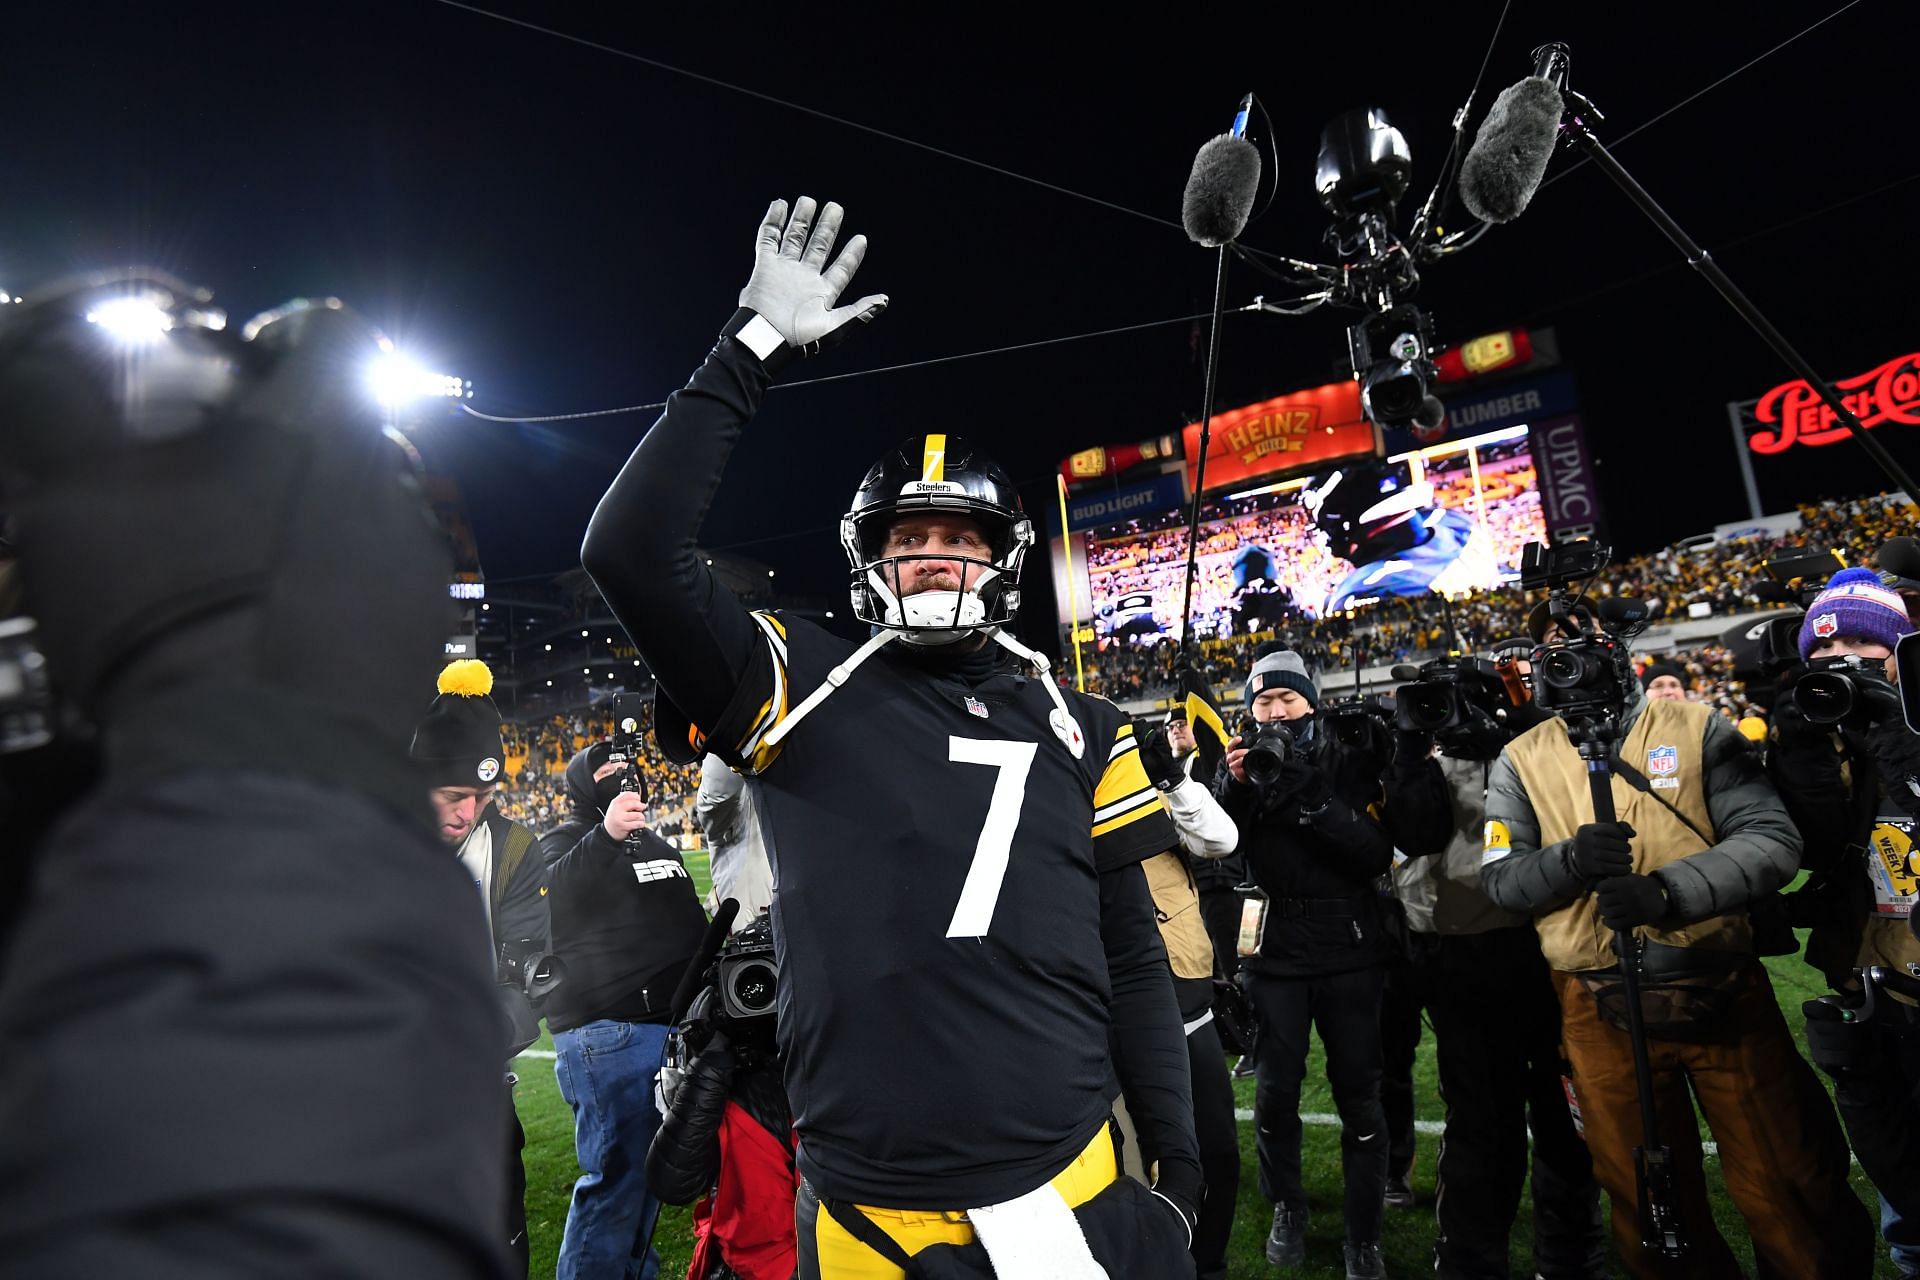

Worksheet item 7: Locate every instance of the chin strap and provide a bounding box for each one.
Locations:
[757,626,1087,761]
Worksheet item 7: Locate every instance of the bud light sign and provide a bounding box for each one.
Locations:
[1064,472,1186,532]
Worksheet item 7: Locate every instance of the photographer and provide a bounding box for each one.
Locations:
[1769,565,1920,1272]
[411,660,554,1277]
[1381,651,1604,1280]
[648,907,797,1280]
[545,735,711,1280]
[1480,605,1871,1278]
[1216,647,1396,1280]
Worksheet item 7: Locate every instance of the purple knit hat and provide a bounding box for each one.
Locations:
[1798,567,1914,659]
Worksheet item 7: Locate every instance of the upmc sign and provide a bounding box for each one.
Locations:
[1182,379,1378,493]
[1737,352,1920,454]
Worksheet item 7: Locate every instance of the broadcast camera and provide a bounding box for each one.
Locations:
[1394,655,1515,759]
[498,938,566,1058]
[1520,540,1643,727]
[1320,692,1396,752]
[673,909,781,1068]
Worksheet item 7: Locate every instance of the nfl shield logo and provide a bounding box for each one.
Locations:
[1647,745,1678,777]
[964,696,989,719]
[1812,612,1839,638]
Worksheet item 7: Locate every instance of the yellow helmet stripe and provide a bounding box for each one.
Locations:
[922,434,947,483]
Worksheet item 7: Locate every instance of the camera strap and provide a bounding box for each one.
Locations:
[1608,752,1715,848]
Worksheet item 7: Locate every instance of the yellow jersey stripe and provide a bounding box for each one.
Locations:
[922,433,947,483]
[1093,792,1168,839]
[1094,728,1155,808]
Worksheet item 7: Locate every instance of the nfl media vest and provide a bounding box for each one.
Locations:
[1500,698,1752,972]
[1142,850,1217,981]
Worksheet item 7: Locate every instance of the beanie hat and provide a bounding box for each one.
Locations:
[1639,661,1688,692]
[1798,567,1914,660]
[1245,649,1319,710]
[410,659,506,788]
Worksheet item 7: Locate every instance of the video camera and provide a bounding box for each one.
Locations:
[497,937,566,1059]
[1319,692,1397,752]
[678,909,781,1065]
[1393,655,1515,759]
[1742,550,1845,677]
[1519,540,1643,728]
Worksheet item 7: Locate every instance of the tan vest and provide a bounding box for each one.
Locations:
[1142,851,1216,980]
[1503,699,1751,972]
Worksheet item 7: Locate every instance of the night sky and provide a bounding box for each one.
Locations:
[8,1,1916,631]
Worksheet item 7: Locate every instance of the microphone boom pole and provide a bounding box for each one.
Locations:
[1178,245,1230,664]
[1559,93,1920,502]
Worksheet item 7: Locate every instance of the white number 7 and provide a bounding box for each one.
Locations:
[946,736,1038,938]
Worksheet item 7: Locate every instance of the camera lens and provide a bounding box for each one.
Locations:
[1540,648,1597,691]
[1402,684,1456,732]
[1795,669,1857,725]
[729,959,778,1014]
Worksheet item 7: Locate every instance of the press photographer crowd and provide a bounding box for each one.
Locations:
[8,29,1920,1280]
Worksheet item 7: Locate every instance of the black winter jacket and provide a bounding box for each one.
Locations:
[1216,726,1398,977]
[545,747,710,1033]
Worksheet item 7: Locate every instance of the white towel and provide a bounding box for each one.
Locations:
[965,1180,1108,1280]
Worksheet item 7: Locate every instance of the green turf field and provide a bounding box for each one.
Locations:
[516,883,1902,1278]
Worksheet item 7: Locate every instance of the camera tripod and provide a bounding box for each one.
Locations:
[1568,714,1688,1261]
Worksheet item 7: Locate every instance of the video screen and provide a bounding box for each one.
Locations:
[1077,426,1546,644]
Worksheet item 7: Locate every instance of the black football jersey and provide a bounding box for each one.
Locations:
[685,612,1176,1209]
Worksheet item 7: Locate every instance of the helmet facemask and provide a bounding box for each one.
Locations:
[841,505,1032,646]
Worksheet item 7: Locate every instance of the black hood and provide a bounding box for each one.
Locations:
[564,740,614,822]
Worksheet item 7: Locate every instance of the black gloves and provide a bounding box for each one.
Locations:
[1137,727,1181,793]
[1569,821,1636,881]
[1596,872,1671,929]
[1271,758,1333,813]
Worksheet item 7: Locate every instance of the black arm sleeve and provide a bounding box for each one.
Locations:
[580,319,774,732]
[1380,756,1453,858]
[645,1044,737,1206]
[1302,792,1396,878]
[1100,861,1201,1203]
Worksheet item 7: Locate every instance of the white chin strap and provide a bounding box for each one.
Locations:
[762,625,1085,760]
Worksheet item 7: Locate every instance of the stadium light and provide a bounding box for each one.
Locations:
[86,296,174,346]
[368,353,466,406]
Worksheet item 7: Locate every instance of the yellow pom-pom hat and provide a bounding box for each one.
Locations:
[410,659,506,788]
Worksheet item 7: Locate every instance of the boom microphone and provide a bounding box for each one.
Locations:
[1458,45,1569,224]
[1182,130,1262,247]
[668,897,741,1024]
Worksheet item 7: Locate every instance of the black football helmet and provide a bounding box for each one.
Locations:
[840,434,1033,644]
[1304,458,1436,567]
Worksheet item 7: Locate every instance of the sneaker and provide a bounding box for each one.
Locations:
[1382,1172,1414,1209]
[1232,1055,1257,1080]
[1265,1204,1306,1267]
[1344,1240,1386,1279]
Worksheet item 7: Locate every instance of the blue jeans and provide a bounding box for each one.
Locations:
[554,1019,671,1280]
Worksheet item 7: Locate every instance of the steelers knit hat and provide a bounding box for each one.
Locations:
[411,659,506,788]
[1798,567,1914,660]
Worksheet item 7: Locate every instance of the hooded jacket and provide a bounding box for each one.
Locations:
[544,744,711,1034]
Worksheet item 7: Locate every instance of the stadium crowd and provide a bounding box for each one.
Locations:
[1079,493,1910,704]
[495,704,704,836]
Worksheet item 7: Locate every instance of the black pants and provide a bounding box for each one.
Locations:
[1245,964,1388,1245]
[1197,887,1242,985]
[1826,1001,1920,1266]
[1188,1014,1239,1280]
[507,1095,529,1277]
[1379,959,1426,1181]
[1425,928,1604,1280]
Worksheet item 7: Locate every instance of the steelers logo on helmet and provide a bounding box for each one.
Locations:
[1303,458,1438,567]
[841,432,1034,646]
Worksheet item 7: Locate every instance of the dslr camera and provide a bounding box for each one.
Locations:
[1319,692,1396,752]
[1795,653,1898,729]
[1237,714,1299,787]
